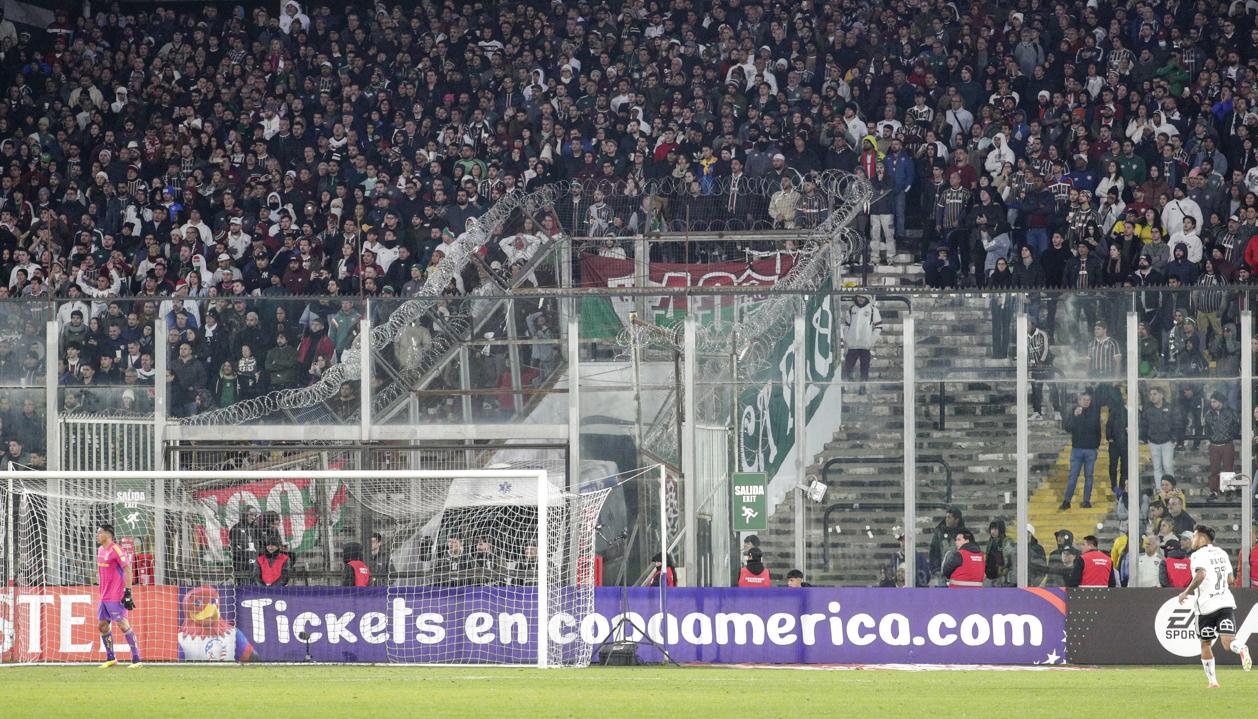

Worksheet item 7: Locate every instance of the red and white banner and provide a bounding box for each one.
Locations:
[579,253,796,289]
[579,253,797,323]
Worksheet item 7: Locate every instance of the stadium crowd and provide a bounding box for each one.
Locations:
[0,4,1255,431]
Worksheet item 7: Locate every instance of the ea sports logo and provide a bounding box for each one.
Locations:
[1153,597,1200,657]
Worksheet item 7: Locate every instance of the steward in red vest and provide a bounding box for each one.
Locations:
[648,552,677,587]
[254,535,290,587]
[1073,535,1115,587]
[943,531,986,587]
[341,541,371,587]
[1160,538,1192,588]
[738,547,772,587]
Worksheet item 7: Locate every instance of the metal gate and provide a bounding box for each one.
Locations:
[61,416,156,471]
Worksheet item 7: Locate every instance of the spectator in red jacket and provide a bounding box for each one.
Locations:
[1244,233,1258,274]
[296,316,335,372]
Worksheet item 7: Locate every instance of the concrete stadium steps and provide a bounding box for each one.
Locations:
[866,263,926,287]
[751,284,1249,585]
[1024,419,1131,543]
[752,292,1066,586]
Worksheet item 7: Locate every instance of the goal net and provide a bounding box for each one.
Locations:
[0,469,609,667]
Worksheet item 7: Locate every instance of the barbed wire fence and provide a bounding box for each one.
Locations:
[184,170,871,428]
[621,171,875,464]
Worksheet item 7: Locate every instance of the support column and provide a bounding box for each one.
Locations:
[658,463,668,619]
[44,321,59,471]
[457,344,473,424]
[359,312,371,442]
[1126,311,1141,586]
[792,306,807,574]
[1242,310,1253,585]
[505,300,524,417]
[635,235,649,319]
[44,321,61,585]
[1015,311,1029,587]
[682,312,698,579]
[154,319,169,584]
[535,470,549,669]
[902,313,917,588]
[567,298,580,493]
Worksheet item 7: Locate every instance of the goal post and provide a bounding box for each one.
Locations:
[0,469,608,667]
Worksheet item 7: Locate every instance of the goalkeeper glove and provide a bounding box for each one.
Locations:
[122,589,136,611]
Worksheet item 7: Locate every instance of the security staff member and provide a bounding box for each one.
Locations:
[1071,535,1116,587]
[254,535,290,587]
[738,547,772,587]
[1160,538,1193,588]
[942,530,985,587]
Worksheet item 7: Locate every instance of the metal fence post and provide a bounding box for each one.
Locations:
[1015,310,1029,587]
[359,311,371,442]
[1126,311,1141,586]
[153,319,168,585]
[683,311,698,581]
[1242,310,1253,585]
[902,312,917,588]
[792,304,807,575]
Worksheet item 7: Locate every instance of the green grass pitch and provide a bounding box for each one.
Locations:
[2,665,1257,717]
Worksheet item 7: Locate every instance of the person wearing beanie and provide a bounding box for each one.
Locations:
[254,535,290,587]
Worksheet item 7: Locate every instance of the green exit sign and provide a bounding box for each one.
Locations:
[731,472,768,531]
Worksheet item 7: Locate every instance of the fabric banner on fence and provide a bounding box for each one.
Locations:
[1067,589,1258,664]
[578,253,797,337]
[225,586,1066,665]
[191,478,347,565]
[579,253,797,290]
[736,285,836,479]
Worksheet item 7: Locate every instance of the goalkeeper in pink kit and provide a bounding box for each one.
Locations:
[96,523,142,668]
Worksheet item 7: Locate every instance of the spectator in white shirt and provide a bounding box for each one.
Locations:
[225,217,252,259]
[1169,216,1204,264]
[361,232,399,274]
[56,285,92,327]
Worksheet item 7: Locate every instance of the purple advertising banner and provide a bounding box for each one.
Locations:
[230,586,1068,665]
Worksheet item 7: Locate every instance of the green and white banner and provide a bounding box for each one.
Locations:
[737,289,837,480]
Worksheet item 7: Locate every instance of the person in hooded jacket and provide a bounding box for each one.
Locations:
[1026,531,1051,586]
[1012,245,1045,288]
[966,189,1010,283]
[1044,529,1076,587]
[254,534,290,587]
[737,547,771,587]
[341,541,371,587]
[842,294,882,391]
[868,163,897,264]
[988,257,1016,358]
[924,245,960,288]
[985,520,1016,586]
[1164,243,1200,285]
